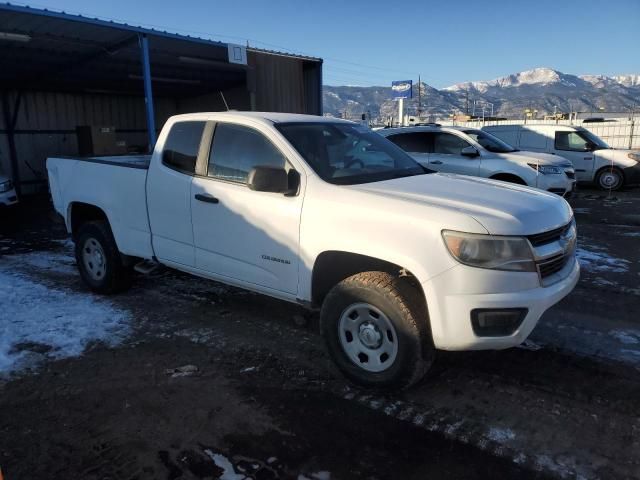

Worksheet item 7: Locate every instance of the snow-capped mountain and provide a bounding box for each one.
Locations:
[323,67,640,121]
[443,68,581,92]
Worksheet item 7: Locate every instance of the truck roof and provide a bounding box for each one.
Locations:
[167,111,354,125]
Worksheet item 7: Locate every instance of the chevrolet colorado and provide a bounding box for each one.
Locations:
[47,112,579,389]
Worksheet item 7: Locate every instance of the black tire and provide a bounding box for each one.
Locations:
[320,271,435,390]
[595,166,624,191]
[74,221,132,294]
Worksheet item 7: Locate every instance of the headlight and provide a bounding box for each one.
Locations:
[628,152,640,162]
[0,180,13,193]
[527,163,564,175]
[442,230,536,272]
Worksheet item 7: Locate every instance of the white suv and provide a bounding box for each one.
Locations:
[379,125,576,196]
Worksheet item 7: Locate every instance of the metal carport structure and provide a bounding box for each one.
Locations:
[0,3,323,195]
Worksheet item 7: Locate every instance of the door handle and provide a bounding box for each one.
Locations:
[194,193,219,204]
[430,160,443,165]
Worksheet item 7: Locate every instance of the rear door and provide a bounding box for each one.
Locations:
[553,131,595,182]
[430,132,481,176]
[385,132,432,167]
[147,120,206,267]
[190,122,302,294]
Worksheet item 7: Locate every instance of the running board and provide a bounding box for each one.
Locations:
[134,259,162,275]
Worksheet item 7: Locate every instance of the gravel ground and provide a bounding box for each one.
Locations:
[0,188,639,480]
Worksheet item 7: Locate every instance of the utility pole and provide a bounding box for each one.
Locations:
[418,75,422,119]
[465,88,469,116]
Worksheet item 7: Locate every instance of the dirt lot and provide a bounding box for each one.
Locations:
[1,188,639,480]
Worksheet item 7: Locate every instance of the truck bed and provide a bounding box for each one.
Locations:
[47,155,154,260]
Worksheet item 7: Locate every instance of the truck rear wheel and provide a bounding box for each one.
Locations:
[75,221,132,294]
[320,271,434,390]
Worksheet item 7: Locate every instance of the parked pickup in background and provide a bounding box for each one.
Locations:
[47,112,579,389]
[379,125,576,197]
[483,124,640,190]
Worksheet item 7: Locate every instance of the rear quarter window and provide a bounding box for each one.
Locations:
[162,121,206,174]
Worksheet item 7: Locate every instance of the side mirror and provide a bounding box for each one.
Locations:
[461,146,480,157]
[247,166,298,195]
[585,141,597,151]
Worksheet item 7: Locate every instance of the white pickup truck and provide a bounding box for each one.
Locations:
[47,112,579,389]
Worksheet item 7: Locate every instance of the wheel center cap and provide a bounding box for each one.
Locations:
[359,323,382,349]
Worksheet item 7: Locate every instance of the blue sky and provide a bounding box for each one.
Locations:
[16,0,640,87]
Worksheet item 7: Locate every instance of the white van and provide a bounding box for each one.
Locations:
[483,124,640,190]
[379,125,576,196]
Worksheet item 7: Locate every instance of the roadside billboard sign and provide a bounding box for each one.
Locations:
[392,80,413,99]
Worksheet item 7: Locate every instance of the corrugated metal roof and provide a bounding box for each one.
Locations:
[0,3,321,62]
[0,3,321,97]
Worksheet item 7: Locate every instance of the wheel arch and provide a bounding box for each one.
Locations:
[67,202,110,240]
[310,250,428,310]
[489,172,527,185]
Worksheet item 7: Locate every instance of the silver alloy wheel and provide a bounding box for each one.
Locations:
[599,169,622,190]
[82,237,107,281]
[338,302,399,372]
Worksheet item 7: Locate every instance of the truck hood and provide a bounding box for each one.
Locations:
[594,148,639,168]
[499,150,573,168]
[351,173,573,236]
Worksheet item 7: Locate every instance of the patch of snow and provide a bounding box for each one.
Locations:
[486,427,516,443]
[622,232,640,237]
[204,449,246,480]
[575,245,630,273]
[311,472,331,480]
[5,249,77,275]
[0,269,130,376]
[609,330,640,345]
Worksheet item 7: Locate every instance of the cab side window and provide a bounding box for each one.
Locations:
[555,132,589,151]
[387,132,432,153]
[162,121,206,174]
[208,123,287,183]
[433,133,470,155]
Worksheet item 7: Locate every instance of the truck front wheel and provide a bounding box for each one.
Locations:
[75,221,132,294]
[595,166,624,191]
[320,271,434,390]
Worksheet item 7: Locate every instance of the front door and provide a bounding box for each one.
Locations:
[553,131,595,182]
[430,132,481,176]
[191,122,302,295]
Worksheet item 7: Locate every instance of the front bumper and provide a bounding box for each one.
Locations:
[422,257,580,351]
[536,174,575,196]
[0,188,18,206]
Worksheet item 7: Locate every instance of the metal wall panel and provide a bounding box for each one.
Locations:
[0,90,177,190]
[248,52,306,114]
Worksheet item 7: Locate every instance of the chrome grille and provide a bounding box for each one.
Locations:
[537,254,570,278]
[527,222,572,247]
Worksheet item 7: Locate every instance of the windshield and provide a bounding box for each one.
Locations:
[462,129,518,153]
[577,128,610,150]
[276,122,428,185]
